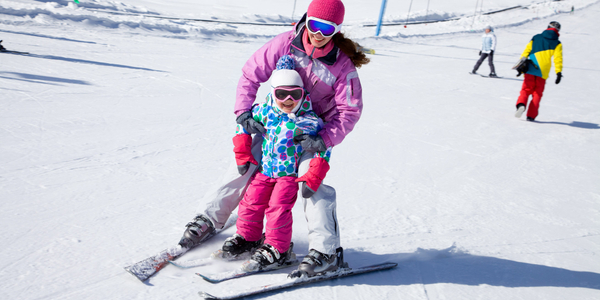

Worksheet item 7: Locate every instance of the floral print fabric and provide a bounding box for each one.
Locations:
[236,94,332,178]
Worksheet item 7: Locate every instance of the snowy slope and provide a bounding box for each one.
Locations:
[1,0,599,299]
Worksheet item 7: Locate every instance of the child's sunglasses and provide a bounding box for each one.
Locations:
[273,86,305,102]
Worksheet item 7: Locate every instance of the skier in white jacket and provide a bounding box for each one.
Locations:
[471,25,497,77]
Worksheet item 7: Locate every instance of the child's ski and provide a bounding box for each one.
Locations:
[198,262,398,300]
[169,256,217,269]
[196,257,300,283]
[169,250,252,269]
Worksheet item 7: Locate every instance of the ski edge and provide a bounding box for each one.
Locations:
[198,292,219,300]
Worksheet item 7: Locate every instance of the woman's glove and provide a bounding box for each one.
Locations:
[236,111,265,135]
[232,134,258,175]
[296,157,330,198]
[293,134,327,153]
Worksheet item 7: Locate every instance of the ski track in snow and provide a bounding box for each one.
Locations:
[1,0,600,299]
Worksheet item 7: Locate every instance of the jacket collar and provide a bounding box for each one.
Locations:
[301,30,335,60]
[545,28,560,38]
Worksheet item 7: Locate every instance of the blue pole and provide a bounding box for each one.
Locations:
[375,0,387,36]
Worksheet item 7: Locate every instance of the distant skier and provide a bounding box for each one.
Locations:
[221,55,332,271]
[514,21,563,121]
[471,25,497,77]
[0,40,6,52]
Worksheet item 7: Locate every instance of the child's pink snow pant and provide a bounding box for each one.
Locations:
[236,173,299,253]
[517,74,546,119]
[200,135,341,256]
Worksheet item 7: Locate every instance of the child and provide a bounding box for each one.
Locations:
[222,56,332,271]
[471,25,497,77]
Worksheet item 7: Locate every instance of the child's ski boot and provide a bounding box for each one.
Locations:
[213,233,264,260]
[241,243,296,272]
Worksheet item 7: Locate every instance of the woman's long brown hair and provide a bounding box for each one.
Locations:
[332,32,370,68]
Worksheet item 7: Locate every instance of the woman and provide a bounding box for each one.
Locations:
[180,0,369,277]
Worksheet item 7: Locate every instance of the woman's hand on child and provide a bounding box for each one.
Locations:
[236,111,266,135]
[293,134,327,153]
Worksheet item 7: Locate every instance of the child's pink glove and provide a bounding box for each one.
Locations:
[232,134,258,175]
[296,157,330,198]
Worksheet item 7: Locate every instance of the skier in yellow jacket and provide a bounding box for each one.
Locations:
[515,21,563,121]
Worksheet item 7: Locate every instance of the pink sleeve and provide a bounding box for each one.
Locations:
[319,66,363,148]
[234,31,295,115]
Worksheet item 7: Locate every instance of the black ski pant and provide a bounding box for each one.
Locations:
[473,52,496,74]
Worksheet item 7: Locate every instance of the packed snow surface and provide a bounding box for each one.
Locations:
[1,0,599,299]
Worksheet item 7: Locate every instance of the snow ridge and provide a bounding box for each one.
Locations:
[2,0,598,39]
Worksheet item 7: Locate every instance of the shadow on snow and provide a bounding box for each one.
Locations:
[24,54,165,72]
[0,71,91,85]
[0,29,97,45]
[335,245,600,290]
[533,120,600,129]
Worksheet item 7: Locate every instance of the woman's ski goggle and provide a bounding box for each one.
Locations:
[273,86,305,102]
[306,17,341,38]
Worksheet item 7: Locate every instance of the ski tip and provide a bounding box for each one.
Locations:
[167,260,188,269]
[196,272,221,284]
[373,262,398,269]
[356,262,398,273]
[124,267,150,282]
[198,291,218,299]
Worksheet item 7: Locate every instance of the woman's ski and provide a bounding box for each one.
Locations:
[124,214,237,282]
[198,262,398,300]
